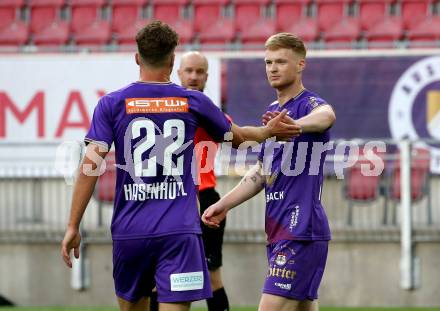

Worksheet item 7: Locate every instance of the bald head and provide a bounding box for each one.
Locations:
[178,51,208,91]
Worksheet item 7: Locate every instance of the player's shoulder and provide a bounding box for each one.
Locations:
[168,84,212,102]
[104,81,187,102]
[185,88,210,100]
[300,89,328,109]
[101,82,138,104]
[184,88,214,107]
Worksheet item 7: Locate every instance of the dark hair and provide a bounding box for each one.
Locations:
[135,21,179,67]
[265,33,306,58]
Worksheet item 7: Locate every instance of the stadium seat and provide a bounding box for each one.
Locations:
[193,0,235,45]
[387,148,431,224]
[151,0,194,44]
[193,0,229,32]
[316,0,350,32]
[198,19,235,45]
[0,0,24,30]
[151,0,187,24]
[365,16,403,46]
[234,0,271,32]
[323,17,360,45]
[70,0,111,45]
[0,0,24,7]
[389,148,430,201]
[111,0,147,33]
[401,0,431,30]
[345,147,385,225]
[70,0,106,4]
[116,18,195,46]
[29,0,69,45]
[358,0,393,31]
[281,18,319,43]
[115,18,150,45]
[171,20,194,44]
[240,18,276,45]
[274,0,309,32]
[0,21,29,46]
[407,16,440,44]
[71,0,106,32]
[29,0,64,32]
[74,21,111,45]
[32,21,69,45]
[234,0,274,45]
[0,0,28,46]
[180,23,195,44]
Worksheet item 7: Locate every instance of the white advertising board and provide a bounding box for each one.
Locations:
[0,53,221,176]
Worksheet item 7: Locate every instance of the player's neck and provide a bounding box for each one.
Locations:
[276,82,305,106]
[139,68,171,83]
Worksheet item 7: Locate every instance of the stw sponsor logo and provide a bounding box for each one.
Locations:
[126,97,188,114]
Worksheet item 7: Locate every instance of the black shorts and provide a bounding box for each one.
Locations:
[199,188,225,270]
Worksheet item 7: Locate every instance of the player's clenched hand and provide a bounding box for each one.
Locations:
[266,109,302,140]
[202,203,228,229]
[61,227,81,268]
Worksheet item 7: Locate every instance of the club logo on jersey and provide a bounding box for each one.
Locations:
[389,56,440,173]
[275,252,287,266]
[275,243,296,256]
[308,96,320,110]
[125,97,189,114]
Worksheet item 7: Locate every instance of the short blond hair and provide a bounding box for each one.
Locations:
[265,33,306,58]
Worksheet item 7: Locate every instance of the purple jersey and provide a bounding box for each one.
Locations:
[259,89,332,243]
[85,81,231,240]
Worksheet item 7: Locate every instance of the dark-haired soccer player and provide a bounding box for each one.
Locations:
[202,33,336,311]
[61,22,301,311]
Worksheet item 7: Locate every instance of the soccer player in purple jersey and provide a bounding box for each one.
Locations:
[178,52,230,311]
[61,22,300,311]
[202,33,336,311]
[150,51,231,311]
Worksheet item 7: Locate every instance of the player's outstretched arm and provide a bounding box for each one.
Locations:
[262,105,335,133]
[296,105,336,133]
[230,109,301,148]
[61,143,108,268]
[202,162,265,228]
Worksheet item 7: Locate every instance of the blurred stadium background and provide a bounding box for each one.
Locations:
[1,0,440,309]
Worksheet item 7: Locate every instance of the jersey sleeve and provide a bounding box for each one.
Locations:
[302,96,332,138]
[189,92,231,142]
[84,96,114,150]
[304,96,331,115]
